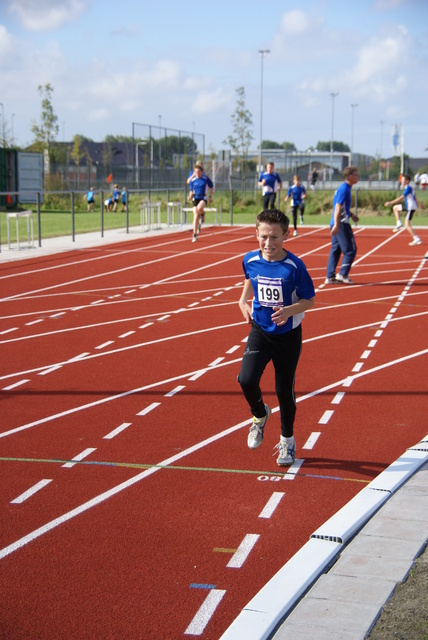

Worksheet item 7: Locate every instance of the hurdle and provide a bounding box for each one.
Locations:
[182,207,220,225]
[166,201,183,228]
[139,201,161,232]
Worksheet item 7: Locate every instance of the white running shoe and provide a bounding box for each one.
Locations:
[192,234,198,243]
[409,237,422,246]
[247,405,271,450]
[393,223,403,233]
[293,230,298,237]
[274,436,296,466]
[336,273,355,284]
[324,277,337,284]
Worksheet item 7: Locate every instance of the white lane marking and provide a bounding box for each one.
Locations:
[319,410,334,425]
[0,327,18,335]
[95,341,114,350]
[352,362,364,372]
[368,340,377,348]
[25,319,44,326]
[3,379,30,391]
[209,357,224,367]
[62,448,97,469]
[137,402,161,416]
[11,480,52,504]
[331,392,345,405]
[164,385,186,397]
[119,331,135,338]
[282,459,304,480]
[103,423,132,439]
[184,589,226,636]
[360,350,371,359]
[259,492,285,519]
[302,432,321,450]
[227,534,260,568]
[226,345,240,354]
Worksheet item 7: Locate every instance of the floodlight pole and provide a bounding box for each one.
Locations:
[330,92,339,181]
[350,103,358,165]
[258,49,270,173]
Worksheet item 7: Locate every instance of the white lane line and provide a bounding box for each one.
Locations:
[158,315,171,321]
[374,330,383,337]
[331,392,345,405]
[38,365,63,376]
[352,362,364,372]
[227,534,260,568]
[209,357,224,367]
[62,448,97,469]
[319,410,334,425]
[3,379,30,391]
[165,385,186,397]
[103,423,132,439]
[184,589,226,636]
[137,402,161,416]
[259,492,285,519]
[0,327,18,335]
[302,432,321,450]
[368,339,377,348]
[282,459,304,481]
[139,323,153,329]
[25,319,44,326]
[50,312,66,318]
[95,341,114,350]
[188,370,205,381]
[11,479,53,504]
[226,345,240,354]
[360,350,371,359]
[119,331,135,338]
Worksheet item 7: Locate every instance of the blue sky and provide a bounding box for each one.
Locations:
[1,0,427,159]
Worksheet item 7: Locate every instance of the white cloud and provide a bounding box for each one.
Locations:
[278,9,311,35]
[193,88,229,114]
[8,0,87,31]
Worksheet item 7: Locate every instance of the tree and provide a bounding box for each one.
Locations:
[70,135,87,188]
[223,87,253,168]
[31,83,59,173]
[316,140,350,152]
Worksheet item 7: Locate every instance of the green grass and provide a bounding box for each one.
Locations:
[2,189,428,246]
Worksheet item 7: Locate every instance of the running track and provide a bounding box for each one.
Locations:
[0,224,427,639]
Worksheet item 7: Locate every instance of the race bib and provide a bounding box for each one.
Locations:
[257,276,283,307]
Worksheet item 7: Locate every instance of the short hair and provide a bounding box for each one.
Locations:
[194,161,204,170]
[403,173,411,182]
[266,161,274,167]
[293,175,300,180]
[343,166,358,179]
[256,208,290,233]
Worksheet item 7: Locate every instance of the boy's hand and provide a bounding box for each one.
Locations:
[271,306,291,326]
[239,301,252,324]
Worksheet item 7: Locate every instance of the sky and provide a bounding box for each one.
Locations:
[1,0,427,160]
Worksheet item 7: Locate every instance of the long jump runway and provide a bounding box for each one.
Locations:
[0,225,427,639]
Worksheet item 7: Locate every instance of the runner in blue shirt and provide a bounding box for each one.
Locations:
[284,175,306,236]
[112,184,120,212]
[86,188,95,212]
[187,162,214,242]
[258,162,282,209]
[325,166,359,285]
[384,174,422,246]
[238,208,315,466]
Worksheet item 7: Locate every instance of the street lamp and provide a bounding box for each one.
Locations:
[0,102,4,147]
[258,49,270,173]
[330,92,339,180]
[350,104,358,164]
[379,120,384,181]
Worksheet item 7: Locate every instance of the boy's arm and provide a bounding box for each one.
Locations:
[331,202,342,236]
[238,279,254,324]
[271,297,315,327]
[384,195,404,207]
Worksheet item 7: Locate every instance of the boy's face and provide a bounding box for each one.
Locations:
[256,222,288,262]
[266,163,274,173]
[194,167,203,178]
[293,177,300,185]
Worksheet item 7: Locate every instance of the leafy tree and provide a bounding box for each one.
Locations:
[223,86,253,167]
[316,140,350,152]
[70,135,87,187]
[31,83,59,172]
[262,140,282,149]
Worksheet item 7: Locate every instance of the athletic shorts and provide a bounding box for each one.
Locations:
[405,209,416,222]
[193,198,206,208]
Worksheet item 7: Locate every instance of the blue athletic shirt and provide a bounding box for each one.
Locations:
[258,171,282,195]
[403,185,417,211]
[287,184,306,205]
[189,174,213,200]
[330,181,352,225]
[242,249,315,334]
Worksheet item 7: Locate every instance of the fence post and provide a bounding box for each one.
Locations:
[230,189,233,225]
[100,189,104,237]
[71,191,75,241]
[37,192,42,247]
[125,188,129,234]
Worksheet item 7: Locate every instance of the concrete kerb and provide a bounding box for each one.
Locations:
[219,434,428,640]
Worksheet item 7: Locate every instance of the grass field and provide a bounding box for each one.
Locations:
[1,188,428,246]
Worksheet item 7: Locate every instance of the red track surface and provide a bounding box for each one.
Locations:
[1,225,427,639]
